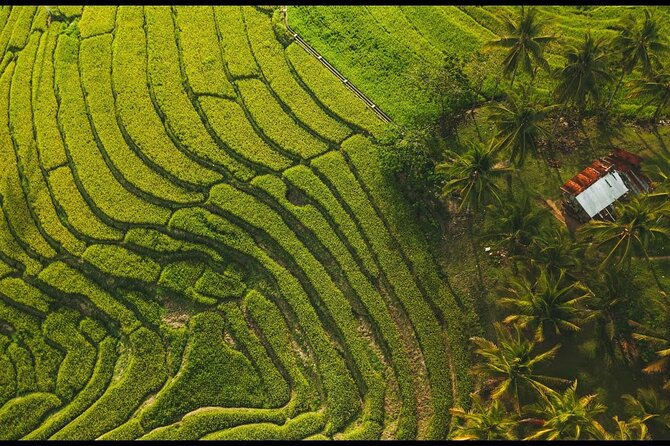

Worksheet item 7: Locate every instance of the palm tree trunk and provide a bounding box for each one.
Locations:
[606,70,625,110]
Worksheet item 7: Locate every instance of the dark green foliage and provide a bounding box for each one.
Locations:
[379,127,444,225]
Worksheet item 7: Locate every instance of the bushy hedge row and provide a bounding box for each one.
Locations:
[198,96,292,171]
[236,78,328,159]
[242,6,351,144]
[0,6,19,55]
[139,311,266,429]
[6,6,35,51]
[169,207,359,433]
[0,6,11,34]
[143,7,254,182]
[0,301,62,394]
[208,183,388,431]
[83,244,161,284]
[124,228,222,262]
[173,6,236,98]
[79,34,202,205]
[0,202,43,276]
[0,257,13,278]
[203,411,325,440]
[253,173,417,437]
[46,166,123,242]
[0,60,57,260]
[283,165,378,279]
[6,342,36,395]
[0,210,39,276]
[54,32,171,226]
[213,7,260,78]
[78,6,117,38]
[140,407,286,440]
[42,309,96,402]
[10,32,86,257]
[0,351,14,406]
[38,261,140,334]
[51,327,166,440]
[285,43,386,138]
[79,317,107,344]
[219,299,289,406]
[113,6,222,189]
[311,149,452,438]
[0,277,52,313]
[24,337,117,440]
[244,290,316,416]
[0,392,61,439]
[33,23,67,171]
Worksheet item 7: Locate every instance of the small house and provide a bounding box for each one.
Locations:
[560,149,652,222]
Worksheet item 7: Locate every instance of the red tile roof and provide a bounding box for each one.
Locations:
[561,149,649,197]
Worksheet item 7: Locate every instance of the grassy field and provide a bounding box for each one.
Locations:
[0,5,481,440]
[289,6,670,125]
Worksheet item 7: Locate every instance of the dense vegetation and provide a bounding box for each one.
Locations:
[292,4,670,440]
[0,4,669,440]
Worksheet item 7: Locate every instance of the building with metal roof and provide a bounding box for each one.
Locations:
[561,149,652,222]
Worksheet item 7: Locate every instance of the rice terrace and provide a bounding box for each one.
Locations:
[1,4,670,440]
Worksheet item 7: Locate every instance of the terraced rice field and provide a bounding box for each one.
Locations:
[290,6,670,124]
[0,5,478,440]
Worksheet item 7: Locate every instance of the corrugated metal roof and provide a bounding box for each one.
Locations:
[575,171,629,217]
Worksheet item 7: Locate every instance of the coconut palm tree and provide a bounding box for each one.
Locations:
[554,33,614,118]
[606,9,668,109]
[483,189,551,257]
[470,322,568,414]
[622,387,670,437]
[524,380,608,440]
[488,88,558,168]
[603,416,651,440]
[583,267,637,366]
[629,295,670,390]
[628,72,670,120]
[524,226,585,281]
[437,139,512,214]
[500,270,591,343]
[449,393,519,440]
[578,196,670,290]
[486,6,556,88]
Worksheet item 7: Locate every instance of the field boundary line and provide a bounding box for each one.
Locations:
[281,6,393,125]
